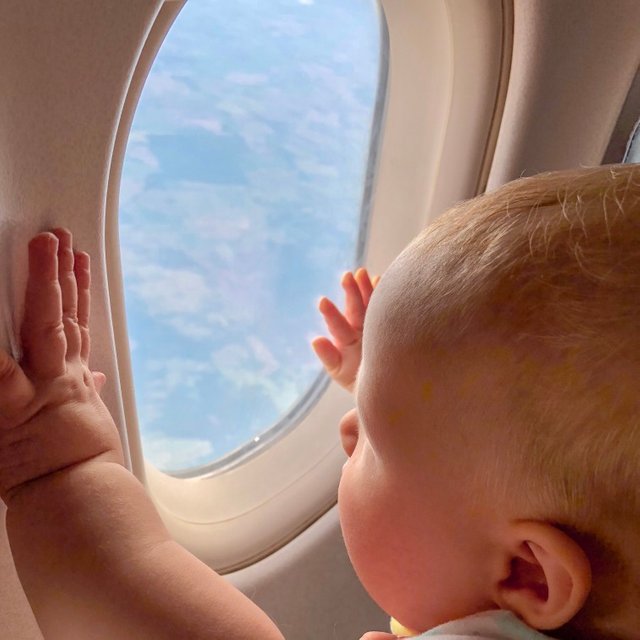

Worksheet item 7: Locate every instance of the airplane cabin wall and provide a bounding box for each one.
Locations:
[487,0,640,187]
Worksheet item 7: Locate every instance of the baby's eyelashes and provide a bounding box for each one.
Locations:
[339,408,359,457]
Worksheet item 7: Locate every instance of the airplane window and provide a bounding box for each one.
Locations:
[119,0,382,474]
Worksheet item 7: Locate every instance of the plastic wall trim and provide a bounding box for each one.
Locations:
[106,0,187,484]
[487,0,640,190]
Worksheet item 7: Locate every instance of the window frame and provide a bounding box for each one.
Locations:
[106,0,513,572]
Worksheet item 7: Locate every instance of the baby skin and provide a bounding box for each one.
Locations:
[1,231,590,640]
[2,165,634,640]
[0,230,285,640]
[0,229,592,640]
[314,271,592,637]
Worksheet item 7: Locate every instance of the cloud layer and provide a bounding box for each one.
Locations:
[120,0,380,471]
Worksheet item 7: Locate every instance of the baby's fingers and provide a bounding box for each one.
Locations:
[0,350,35,418]
[52,228,82,361]
[318,296,359,347]
[21,233,67,378]
[342,272,366,331]
[354,268,375,307]
[311,336,342,375]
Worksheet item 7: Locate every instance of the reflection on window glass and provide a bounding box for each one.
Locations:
[120,0,382,473]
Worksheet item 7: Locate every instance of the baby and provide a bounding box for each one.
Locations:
[0,163,639,640]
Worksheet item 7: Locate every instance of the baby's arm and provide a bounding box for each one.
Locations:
[1,230,284,640]
[312,269,379,392]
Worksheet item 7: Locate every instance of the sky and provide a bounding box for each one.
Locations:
[120,0,381,472]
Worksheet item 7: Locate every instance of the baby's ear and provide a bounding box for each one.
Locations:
[492,521,591,630]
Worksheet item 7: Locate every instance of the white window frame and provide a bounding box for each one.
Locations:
[105,0,513,572]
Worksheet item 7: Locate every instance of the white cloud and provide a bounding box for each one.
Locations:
[304,108,340,129]
[211,343,250,374]
[266,16,305,38]
[147,357,212,389]
[246,335,279,375]
[205,310,231,329]
[145,70,193,98]
[137,356,211,427]
[119,176,146,208]
[121,132,159,206]
[127,262,212,316]
[126,132,160,169]
[166,318,214,340]
[143,433,215,471]
[137,357,214,439]
[210,338,304,415]
[119,182,276,337]
[186,117,224,135]
[236,120,274,153]
[213,243,235,264]
[230,369,301,416]
[226,72,269,86]
[296,158,338,178]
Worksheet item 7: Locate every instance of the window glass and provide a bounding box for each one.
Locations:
[120,0,382,473]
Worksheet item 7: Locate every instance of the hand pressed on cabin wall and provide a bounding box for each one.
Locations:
[0,228,123,504]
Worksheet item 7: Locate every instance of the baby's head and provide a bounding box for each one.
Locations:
[338,164,640,639]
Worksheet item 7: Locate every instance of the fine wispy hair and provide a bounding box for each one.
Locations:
[377,164,640,639]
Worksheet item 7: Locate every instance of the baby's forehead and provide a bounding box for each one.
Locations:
[361,270,409,355]
[363,251,421,333]
[363,291,533,393]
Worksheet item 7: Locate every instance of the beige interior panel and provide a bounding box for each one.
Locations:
[0,2,163,637]
[488,0,640,189]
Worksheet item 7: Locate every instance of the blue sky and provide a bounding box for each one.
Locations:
[120,0,380,472]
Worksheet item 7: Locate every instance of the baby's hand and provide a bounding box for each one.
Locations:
[311,268,379,393]
[0,229,123,504]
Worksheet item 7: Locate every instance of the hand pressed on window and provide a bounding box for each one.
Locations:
[311,268,379,393]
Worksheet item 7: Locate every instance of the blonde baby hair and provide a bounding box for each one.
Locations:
[377,164,640,639]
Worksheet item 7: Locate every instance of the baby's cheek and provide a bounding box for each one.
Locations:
[339,456,401,610]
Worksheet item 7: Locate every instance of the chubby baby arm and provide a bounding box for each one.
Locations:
[1,230,283,640]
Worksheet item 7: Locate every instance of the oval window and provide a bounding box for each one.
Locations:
[120,0,383,474]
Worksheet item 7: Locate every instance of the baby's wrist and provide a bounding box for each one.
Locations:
[2,449,124,508]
